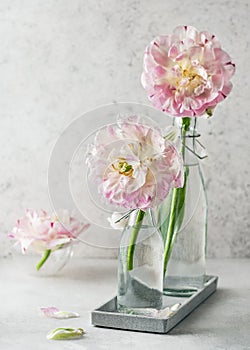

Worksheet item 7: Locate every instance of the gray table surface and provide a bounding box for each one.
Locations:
[0,258,249,350]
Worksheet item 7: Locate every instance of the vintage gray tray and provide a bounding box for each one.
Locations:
[91,275,218,334]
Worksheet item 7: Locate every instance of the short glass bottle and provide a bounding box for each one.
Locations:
[117,209,164,312]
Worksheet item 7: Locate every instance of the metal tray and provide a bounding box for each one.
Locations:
[91,275,218,334]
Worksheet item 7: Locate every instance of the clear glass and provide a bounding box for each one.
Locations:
[117,209,163,312]
[10,244,73,277]
[162,118,207,296]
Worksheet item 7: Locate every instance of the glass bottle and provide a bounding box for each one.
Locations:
[10,243,73,277]
[161,118,207,296]
[117,209,163,312]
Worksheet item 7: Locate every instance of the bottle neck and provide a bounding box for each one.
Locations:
[127,208,156,228]
[175,117,201,166]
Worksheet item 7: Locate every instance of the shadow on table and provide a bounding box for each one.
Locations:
[168,287,250,348]
[168,288,237,336]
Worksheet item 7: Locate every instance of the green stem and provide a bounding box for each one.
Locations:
[163,187,179,275]
[163,169,189,275]
[36,249,51,271]
[127,209,145,271]
[163,117,190,276]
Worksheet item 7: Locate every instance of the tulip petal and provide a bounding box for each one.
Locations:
[126,303,181,319]
[40,306,80,319]
[47,327,85,340]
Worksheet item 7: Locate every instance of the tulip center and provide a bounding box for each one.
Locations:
[171,61,208,97]
[180,67,205,93]
[112,159,134,177]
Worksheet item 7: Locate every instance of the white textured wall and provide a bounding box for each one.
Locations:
[0,0,249,258]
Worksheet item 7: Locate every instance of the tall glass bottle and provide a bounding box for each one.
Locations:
[160,118,207,296]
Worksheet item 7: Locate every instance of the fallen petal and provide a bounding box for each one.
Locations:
[156,307,171,318]
[157,303,181,318]
[40,306,60,317]
[40,306,80,319]
[47,327,85,340]
[170,303,181,312]
[125,308,158,317]
[123,303,181,319]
